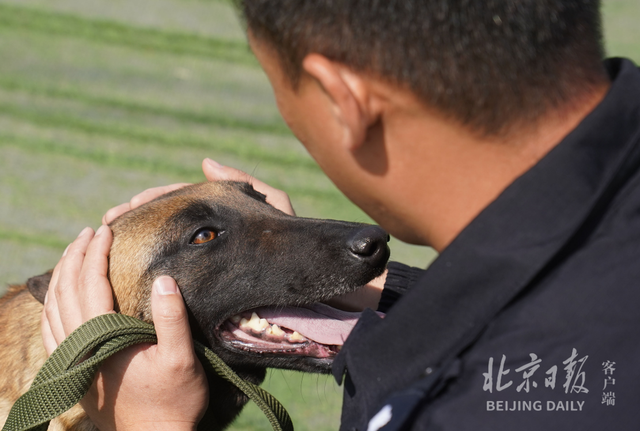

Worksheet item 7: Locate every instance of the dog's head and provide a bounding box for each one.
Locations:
[32,181,390,374]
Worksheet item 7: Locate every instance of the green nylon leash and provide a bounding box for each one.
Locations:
[2,313,293,431]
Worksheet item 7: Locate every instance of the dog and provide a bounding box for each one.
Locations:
[0,181,390,430]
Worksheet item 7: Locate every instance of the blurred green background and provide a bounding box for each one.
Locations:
[0,1,637,429]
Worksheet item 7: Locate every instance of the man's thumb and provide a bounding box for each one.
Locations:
[151,276,196,362]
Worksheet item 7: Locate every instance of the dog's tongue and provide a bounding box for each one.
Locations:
[255,303,374,345]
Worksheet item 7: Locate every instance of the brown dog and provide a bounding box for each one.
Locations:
[0,181,389,430]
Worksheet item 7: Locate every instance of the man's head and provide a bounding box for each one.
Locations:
[238,0,608,136]
[238,0,611,249]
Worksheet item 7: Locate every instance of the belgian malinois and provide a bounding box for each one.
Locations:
[0,181,390,430]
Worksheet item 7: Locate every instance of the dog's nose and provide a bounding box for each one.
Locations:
[347,226,390,264]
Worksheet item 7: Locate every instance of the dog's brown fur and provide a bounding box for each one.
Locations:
[0,181,389,430]
[0,284,93,430]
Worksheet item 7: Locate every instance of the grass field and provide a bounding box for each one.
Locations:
[0,1,637,429]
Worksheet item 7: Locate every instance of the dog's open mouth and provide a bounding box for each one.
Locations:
[217,303,382,359]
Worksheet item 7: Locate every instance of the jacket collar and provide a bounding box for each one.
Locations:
[333,58,640,415]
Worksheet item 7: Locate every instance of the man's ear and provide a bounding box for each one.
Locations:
[302,54,382,151]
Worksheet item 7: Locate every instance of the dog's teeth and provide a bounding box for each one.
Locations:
[258,318,269,330]
[239,317,249,328]
[230,315,242,324]
[289,331,305,343]
[268,324,285,337]
[248,312,261,327]
[244,312,270,332]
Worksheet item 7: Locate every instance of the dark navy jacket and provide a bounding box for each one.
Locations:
[334,58,640,431]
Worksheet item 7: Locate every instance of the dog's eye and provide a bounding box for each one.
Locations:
[191,229,217,245]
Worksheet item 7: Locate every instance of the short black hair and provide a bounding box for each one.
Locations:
[237,0,608,135]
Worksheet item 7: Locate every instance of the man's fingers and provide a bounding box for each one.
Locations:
[47,251,64,295]
[55,227,95,336]
[102,183,191,225]
[151,277,198,370]
[41,226,118,360]
[40,298,59,355]
[202,158,296,215]
[43,256,65,347]
[202,158,239,181]
[42,287,66,350]
[129,183,191,209]
[203,157,264,185]
[78,225,116,320]
[103,203,131,225]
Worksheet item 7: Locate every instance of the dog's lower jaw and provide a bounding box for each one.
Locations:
[214,332,336,373]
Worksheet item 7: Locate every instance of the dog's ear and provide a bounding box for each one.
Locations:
[26,270,53,305]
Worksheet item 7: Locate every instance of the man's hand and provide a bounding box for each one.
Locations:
[42,226,208,431]
[201,158,296,216]
[323,270,387,312]
[103,158,295,224]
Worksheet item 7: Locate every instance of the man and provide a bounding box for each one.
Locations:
[42,0,640,430]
